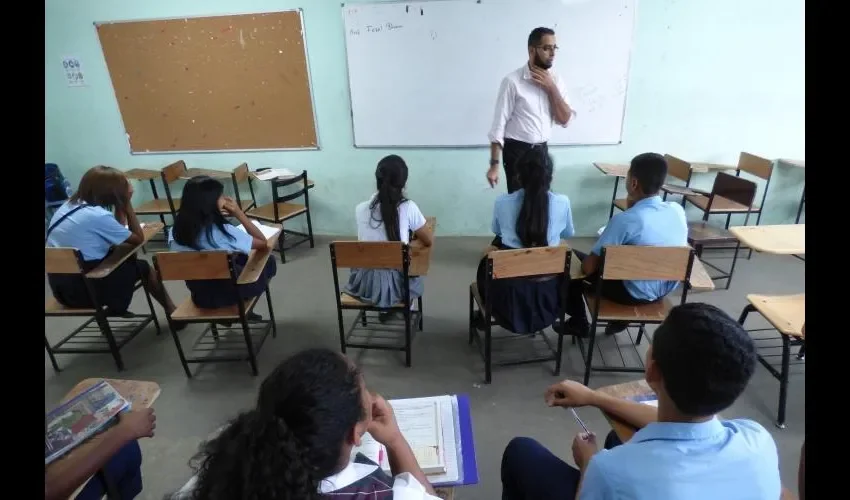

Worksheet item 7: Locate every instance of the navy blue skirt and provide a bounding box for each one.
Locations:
[48,255,145,315]
[186,253,277,309]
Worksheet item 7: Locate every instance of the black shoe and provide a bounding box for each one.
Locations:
[552,319,590,338]
[604,321,628,336]
[378,311,399,323]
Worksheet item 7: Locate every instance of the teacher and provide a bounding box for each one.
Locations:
[487,27,575,192]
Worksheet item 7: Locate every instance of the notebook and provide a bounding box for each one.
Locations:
[353,396,455,477]
[236,220,281,240]
[45,381,130,464]
[254,168,296,181]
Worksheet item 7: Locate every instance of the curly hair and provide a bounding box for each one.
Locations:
[187,349,365,500]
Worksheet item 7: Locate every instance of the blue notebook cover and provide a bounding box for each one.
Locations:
[432,394,478,487]
[45,380,130,464]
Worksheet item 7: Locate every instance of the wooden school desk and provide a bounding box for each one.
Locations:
[86,222,164,279]
[179,167,318,189]
[46,379,161,499]
[410,216,437,276]
[237,224,282,284]
[728,224,805,256]
[778,159,805,224]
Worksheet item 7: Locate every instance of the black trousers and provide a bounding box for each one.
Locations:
[503,139,548,193]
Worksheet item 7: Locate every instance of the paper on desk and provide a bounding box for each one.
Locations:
[640,399,658,407]
[123,223,146,229]
[354,395,459,483]
[236,220,280,240]
[254,168,296,181]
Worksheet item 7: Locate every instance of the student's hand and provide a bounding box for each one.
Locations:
[117,408,156,440]
[487,165,500,188]
[530,66,556,92]
[221,196,242,216]
[368,393,404,448]
[571,432,599,470]
[545,379,598,408]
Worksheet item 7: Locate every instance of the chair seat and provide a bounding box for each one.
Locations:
[45,297,95,315]
[340,292,405,309]
[685,194,758,213]
[247,202,307,222]
[746,294,805,338]
[612,199,628,211]
[584,294,674,323]
[171,296,259,321]
[687,222,738,244]
[135,198,181,215]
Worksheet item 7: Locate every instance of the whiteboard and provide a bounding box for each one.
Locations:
[342,0,636,147]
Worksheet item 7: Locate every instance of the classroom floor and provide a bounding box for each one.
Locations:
[44,236,805,499]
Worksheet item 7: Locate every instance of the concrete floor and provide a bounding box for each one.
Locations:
[45,236,805,499]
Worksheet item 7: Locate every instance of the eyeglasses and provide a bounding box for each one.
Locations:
[536,45,559,53]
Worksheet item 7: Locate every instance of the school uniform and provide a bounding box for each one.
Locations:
[46,201,143,314]
[502,419,781,500]
[167,223,276,309]
[172,453,440,499]
[565,195,688,327]
[344,195,426,308]
[477,189,575,334]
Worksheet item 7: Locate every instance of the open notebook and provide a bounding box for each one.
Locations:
[236,220,280,240]
[353,396,456,477]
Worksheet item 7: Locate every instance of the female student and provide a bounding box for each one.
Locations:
[475,148,575,334]
[46,165,179,323]
[168,176,276,310]
[172,348,441,499]
[344,155,433,309]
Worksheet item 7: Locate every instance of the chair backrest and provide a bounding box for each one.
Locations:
[231,162,256,207]
[45,247,84,275]
[161,160,187,184]
[486,246,571,279]
[232,162,250,183]
[330,241,407,270]
[710,172,757,207]
[600,245,694,283]
[738,152,773,181]
[664,154,692,184]
[153,251,233,282]
[272,170,309,203]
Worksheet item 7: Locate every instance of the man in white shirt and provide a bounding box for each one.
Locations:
[487,27,575,192]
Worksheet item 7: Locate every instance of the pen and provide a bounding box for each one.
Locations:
[378,446,384,465]
[569,407,590,435]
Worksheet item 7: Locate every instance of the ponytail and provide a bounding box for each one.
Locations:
[516,150,554,248]
[188,411,321,500]
[370,155,410,241]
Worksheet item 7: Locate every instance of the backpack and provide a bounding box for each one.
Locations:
[45,163,70,203]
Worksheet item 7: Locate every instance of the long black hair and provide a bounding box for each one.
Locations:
[187,349,365,500]
[369,155,409,241]
[172,176,235,250]
[516,148,554,248]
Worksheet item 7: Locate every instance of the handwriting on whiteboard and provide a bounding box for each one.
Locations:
[350,22,404,36]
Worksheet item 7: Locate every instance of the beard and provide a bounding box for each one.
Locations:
[533,53,552,70]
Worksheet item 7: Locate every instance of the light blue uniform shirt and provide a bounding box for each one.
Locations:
[46,201,131,261]
[591,196,687,301]
[492,189,575,248]
[580,418,781,500]
[168,224,253,254]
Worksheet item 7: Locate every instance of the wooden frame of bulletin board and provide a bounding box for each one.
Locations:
[95,10,319,154]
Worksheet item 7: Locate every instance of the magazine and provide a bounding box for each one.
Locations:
[45,380,131,464]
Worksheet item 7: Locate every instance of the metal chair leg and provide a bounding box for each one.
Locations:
[306,210,315,248]
[96,312,124,372]
[404,309,412,368]
[45,336,60,372]
[265,286,277,338]
[278,230,287,264]
[468,291,475,345]
[582,320,599,386]
[418,296,424,330]
[554,329,564,376]
[241,317,259,376]
[776,336,790,429]
[635,324,645,345]
[168,320,193,378]
[484,323,492,384]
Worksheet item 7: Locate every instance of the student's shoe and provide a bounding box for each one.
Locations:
[604,321,629,335]
[552,318,590,338]
[216,312,262,327]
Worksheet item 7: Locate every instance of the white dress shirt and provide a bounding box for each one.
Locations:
[488,64,575,146]
[319,461,441,499]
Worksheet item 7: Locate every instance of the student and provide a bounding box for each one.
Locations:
[172,348,441,499]
[475,148,575,334]
[168,176,276,311]
[501,303,782,500]
[46,166,180,324]
[46,408,156,500]
[345,155,433,309]
[561,152,687,336]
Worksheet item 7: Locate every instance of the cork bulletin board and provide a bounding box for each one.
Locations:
[95,10,318,153]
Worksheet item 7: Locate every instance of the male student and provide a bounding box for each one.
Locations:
[560,152,688,336]
[501,302,782,500]
[487,27,575,192]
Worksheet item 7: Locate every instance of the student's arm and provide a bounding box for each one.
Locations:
[560,197,576,240]
[530,68,573,126]
[582,217,631,276]
[546,379,657,431]
[487,78,515,187]
[223,197,268,250]
[368,394,437,496]
[122,203,145,246]
[46,409,156,500]
[575,452,614,500]
[408,202,433,247]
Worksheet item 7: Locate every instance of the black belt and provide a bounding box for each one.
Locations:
[504,138,547,148]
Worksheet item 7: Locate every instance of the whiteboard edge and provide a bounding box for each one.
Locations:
[129,146,320,155]
[298,8,323,151]
[615,0,639,146]
[340,2,361,148]
[93,8,305,26]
